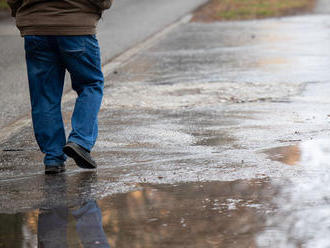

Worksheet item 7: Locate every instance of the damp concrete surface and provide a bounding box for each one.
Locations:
[2,14,330,247]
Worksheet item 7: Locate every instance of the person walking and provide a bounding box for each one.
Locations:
[6,0,112,174]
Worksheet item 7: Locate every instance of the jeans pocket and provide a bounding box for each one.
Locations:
[85,35,101,64]
[58,36,86,53]
[24,35,48,54]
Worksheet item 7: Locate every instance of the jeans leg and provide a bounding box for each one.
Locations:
[25,36,66,166]
[38,207,69,248]
[57,35,104,151]
[72,201,110,248]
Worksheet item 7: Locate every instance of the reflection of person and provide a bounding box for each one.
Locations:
[38,201,110,248]
[6,0,113,174]
[39,172,110,247]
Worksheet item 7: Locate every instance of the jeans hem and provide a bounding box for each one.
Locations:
[68,137,93,152]
[44,161,65,167]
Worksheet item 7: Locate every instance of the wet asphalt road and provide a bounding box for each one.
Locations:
[3,7,330,248]
[0,0,207,129]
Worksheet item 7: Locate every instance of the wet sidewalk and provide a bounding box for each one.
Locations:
[2,12,330,248]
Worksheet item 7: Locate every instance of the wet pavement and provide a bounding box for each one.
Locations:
[314,0,330,14]
[2,10,330,248]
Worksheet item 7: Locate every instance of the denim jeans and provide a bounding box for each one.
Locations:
[38,201,110,248]
[24,35,104,166]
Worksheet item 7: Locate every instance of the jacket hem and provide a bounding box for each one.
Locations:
[19,26,97,36]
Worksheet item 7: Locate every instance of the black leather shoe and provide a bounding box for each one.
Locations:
[63,142,97,169]
[45,164,65,175]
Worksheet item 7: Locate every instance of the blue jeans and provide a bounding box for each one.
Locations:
[38,201,110,248]
[24,35,104,166]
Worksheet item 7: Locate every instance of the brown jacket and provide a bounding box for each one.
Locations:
[6,0,112,36]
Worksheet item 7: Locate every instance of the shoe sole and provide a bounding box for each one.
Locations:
[63,144,96,169]
[45,167,66,175]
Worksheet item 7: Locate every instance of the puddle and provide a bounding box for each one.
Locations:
[264,145,301,165]
[258,139,330,247]
[264,139,330,167]
[0,178,275,248]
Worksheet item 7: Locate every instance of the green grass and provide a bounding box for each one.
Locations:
[193,0,316,22]
[0,0,9,10]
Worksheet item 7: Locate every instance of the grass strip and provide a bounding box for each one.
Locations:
[0,0,8,10]
[192,0,316,22]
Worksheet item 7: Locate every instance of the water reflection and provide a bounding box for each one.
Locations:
[264,145,301,165]
[101,179,275,248]
[0,177,276,248]
[264,139,330,167]
[38,172,110,247]
[0,172,110,248]
[259,139,330,247]
[38,201,109,248]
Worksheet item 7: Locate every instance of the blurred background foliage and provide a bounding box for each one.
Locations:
[0,0,8,9]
